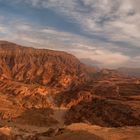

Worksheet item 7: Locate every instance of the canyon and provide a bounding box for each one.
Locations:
[0,41,140,140]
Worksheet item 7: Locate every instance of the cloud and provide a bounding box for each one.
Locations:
[2,1,140,45]
[0,0,140,68]
[68,44,130,68]
[0,16,132,68]
[1,14,140,68]
[0,26,7,33]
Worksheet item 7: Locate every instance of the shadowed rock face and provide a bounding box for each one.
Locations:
[65,99,140,127]
[64,74,140,127]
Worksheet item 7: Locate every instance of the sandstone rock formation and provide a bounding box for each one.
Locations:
[0,41,140,140]
[0,41,89,88]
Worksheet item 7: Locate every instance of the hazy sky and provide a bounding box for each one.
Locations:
[0,0,140,68]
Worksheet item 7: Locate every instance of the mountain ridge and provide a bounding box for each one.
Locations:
[0,41,90,88]
[0,41,140,140]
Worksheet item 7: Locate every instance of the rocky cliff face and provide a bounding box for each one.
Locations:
[0,41,89,88]
[0,41,91,123]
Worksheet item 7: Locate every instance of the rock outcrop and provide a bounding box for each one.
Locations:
[0,41,89,88]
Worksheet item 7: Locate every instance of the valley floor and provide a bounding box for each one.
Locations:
[0,122,140,140]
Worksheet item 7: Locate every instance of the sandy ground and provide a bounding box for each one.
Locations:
[0,122,140,140]
[0,109,140,140]
[66,123,140,140]
[39,123,140,140]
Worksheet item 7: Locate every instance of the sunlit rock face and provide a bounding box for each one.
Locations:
[0,41,89,88]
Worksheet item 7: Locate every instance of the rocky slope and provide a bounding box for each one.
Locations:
[0,41,91,128]
[0,41,89,88]
[0,41,140,139]
[64,75,140,126]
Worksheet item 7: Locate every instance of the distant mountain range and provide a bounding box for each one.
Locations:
[80,57,140,78]
[118,67,140,78]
